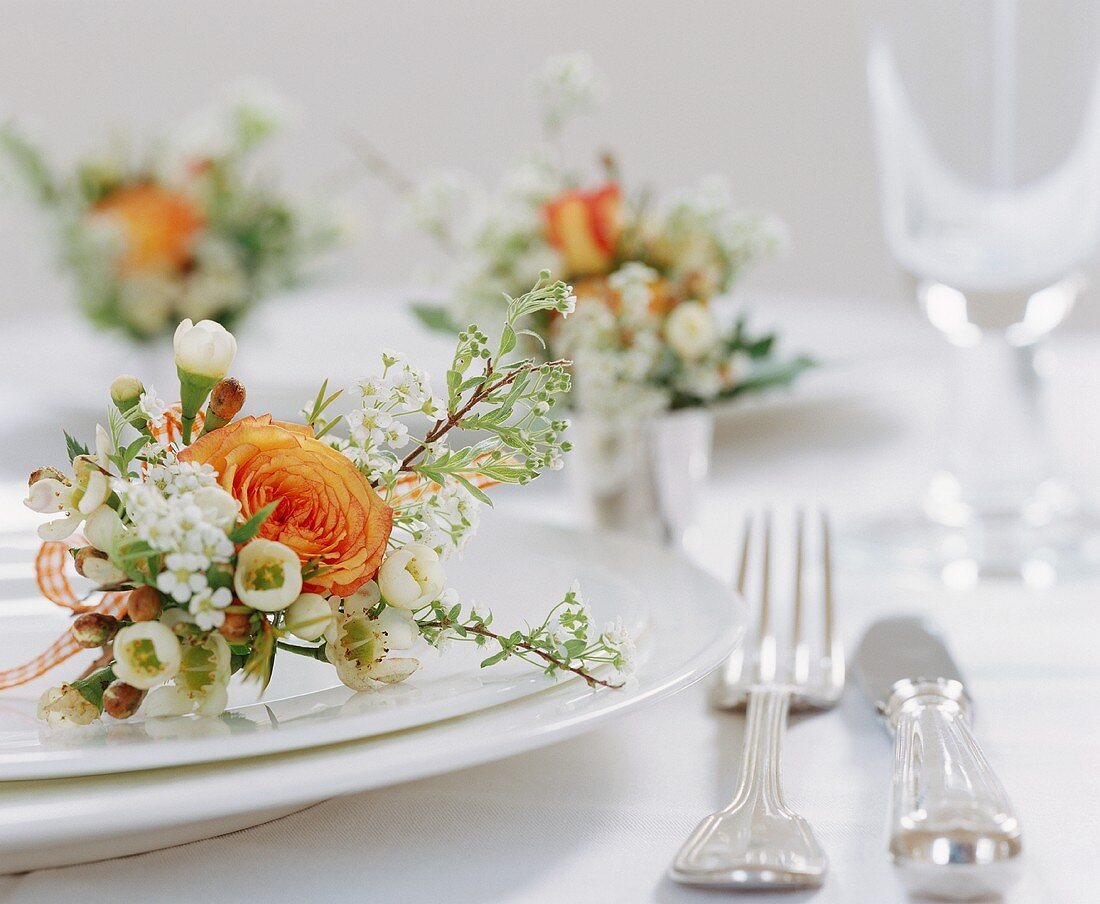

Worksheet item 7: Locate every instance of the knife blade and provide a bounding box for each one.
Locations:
[854,617,1022,901]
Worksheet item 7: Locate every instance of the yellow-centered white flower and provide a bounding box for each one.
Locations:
[285,592,334,641]
[377,543,445,610]
[378,605,419,650]
[83,504,125,553]
[112,621,182,690]
[173,318,237,380]
[665,301,718,361]
[144,633,231,718]
[324,585,419,690]
[234,538,303,612]
[24,425,114,541]
[37,685,99,729]
[78,551,127,586]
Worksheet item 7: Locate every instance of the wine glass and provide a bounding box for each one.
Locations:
[865,0,1100,584]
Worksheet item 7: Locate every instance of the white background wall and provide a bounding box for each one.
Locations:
[0,0,899,315]
[0,0,1095,324]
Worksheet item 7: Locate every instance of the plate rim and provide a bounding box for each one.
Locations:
[0,517,742,780]
[0,534,742,866]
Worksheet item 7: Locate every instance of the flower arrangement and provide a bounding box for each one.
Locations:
[366,53,811,419]
[0,85,339,340]
[7,276,634,728]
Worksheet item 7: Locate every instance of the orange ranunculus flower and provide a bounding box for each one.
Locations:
[543,183,622,278]
[91,182,204,275]
[180,415,393,598]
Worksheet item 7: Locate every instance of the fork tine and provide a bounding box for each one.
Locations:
[792,508,810,684]
[735,512,753,596]
[821,511,845,687]
[755,510,777,684]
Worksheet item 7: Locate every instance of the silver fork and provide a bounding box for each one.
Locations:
[669,509,845,889]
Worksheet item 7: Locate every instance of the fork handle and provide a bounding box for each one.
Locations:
[731,686,790,808]
[884,679,1022,900]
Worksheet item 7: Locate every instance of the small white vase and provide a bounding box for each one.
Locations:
[567,407,714,550]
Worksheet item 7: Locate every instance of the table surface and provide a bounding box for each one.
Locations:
[0,289,1097,904]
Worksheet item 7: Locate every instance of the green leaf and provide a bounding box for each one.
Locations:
[228,501,279,544]
[64,431,90,463]
[453,474,493,507]
[497,324,516,358]
[411,303,463,336]
[72,666,115,712]
[479,650,509,668]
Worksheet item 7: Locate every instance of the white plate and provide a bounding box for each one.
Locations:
[0,520,742,873]
[0,511,739,780]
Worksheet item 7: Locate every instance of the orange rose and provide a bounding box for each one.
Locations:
[91,182,204,275]
[543,183,622,278]
[180,415,392,597]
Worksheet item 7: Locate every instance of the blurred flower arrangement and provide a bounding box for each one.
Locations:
[367,53,811,419]
[5,276,634,728]
[0,85,340,340]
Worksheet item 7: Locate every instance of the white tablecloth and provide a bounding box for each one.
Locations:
[0,290,1097,903]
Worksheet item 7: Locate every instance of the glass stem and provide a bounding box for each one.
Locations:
[926,333,1055,524]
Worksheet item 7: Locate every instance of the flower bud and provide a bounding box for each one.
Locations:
[174,319,237,381]
[284,593,333,641]
[73,547,127,586]
[377,543,445,610]
[218,610,252,643]
[71,612,121,648]
[102,680,145,719]
[109,374,145,411]
[127,585,164,622]
[174,318,237,442]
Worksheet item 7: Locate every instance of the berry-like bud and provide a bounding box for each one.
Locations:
[210,377,246,419]
[102,680,145,719]
[218,610,252,643]
[71,612,121,648]
[200,377,247,435]
[109,374,145,411]
[127,585,163,622]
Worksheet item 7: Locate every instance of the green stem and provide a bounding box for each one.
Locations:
[275,641,329,663]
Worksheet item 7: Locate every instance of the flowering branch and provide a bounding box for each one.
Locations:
[415,584,633,690]
[398,357,569,474]
[418,616,623,689]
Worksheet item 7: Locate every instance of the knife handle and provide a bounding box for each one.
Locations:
[883,678,1022,900]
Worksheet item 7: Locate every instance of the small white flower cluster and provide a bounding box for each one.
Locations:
[657,176,789,295]
[533,51,609,135]
[114,461,240,629]
[600,616,637,674]
[550,582,593,648]
[328,351,446,485]
[138,386,169,429]
[393,478,481,559]
[555,301,671,420]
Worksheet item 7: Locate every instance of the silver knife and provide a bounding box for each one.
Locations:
[854,617,1022,900]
